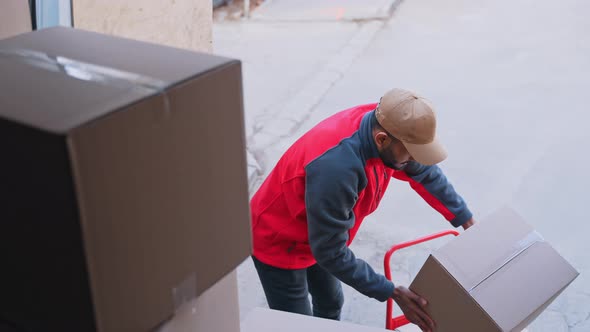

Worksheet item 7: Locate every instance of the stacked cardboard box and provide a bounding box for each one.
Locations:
[156,270,242,332]
[0,27,250,332]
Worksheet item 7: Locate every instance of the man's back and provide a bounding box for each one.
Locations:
[250,104,380,269]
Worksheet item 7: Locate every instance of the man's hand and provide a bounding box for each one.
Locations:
[462,217,476,230]
[392,286,435,332]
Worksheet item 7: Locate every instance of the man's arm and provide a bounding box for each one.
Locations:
[393,161,473,228]
[305,155,394,302]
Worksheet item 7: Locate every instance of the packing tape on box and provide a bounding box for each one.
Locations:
[469,231,544,293]
[0,48,172,116]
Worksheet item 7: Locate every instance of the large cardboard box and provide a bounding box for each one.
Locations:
[0,27,251,332]
[0,0,32,40]
[410,208,578,332]
[241,308,387,332]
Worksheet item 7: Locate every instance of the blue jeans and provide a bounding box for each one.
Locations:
[252,256,344,320]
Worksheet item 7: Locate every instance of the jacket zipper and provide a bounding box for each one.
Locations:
[373,167,381,204]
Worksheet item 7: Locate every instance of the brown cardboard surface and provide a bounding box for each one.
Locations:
[409,207,578,332]
[0,27,250,332]
[241,308,387,332]
[0,0,31,40]
[433,208,535,290]
[0,27,226,85]
[0,120,97,331]
[410,256,500,332]
[0,27,232,133]
[69,62,249,332]
[157,270,240,332]
[470,242,579,331]
[0,49,151,134]
[512,285,569,332]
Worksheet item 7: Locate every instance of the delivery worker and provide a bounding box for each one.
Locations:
[250,88,475,332]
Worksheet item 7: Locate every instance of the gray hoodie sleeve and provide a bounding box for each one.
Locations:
[305,151,394,302]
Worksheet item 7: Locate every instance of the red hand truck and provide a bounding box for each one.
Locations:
[383,230,460,330]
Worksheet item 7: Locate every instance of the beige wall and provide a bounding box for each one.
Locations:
[0,0,32,40]
[73,0,212,52]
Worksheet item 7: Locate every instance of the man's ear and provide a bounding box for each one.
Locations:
[374,131,389,149]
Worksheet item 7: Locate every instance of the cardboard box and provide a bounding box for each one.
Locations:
[241,308,387,332]
[410,208,579,332]
[0,27,251,332]
[0,0,32,40]
[156,270,240,332]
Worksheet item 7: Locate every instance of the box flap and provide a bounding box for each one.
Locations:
[470,242,579,331]
[0,27,235,133]
[409,255,501,332]
[432,207,537,291]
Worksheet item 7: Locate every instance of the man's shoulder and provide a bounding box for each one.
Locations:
[305,137,366,183]
[298,104,374,161]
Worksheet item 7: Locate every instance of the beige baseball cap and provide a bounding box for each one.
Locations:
[375,88,448,165]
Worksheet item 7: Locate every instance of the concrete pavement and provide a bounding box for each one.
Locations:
[214,0,590,330]
[252,0,398,21]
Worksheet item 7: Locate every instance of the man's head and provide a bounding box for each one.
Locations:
[372,88,447,168]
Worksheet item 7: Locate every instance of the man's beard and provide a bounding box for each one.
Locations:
[379,144,407,170]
